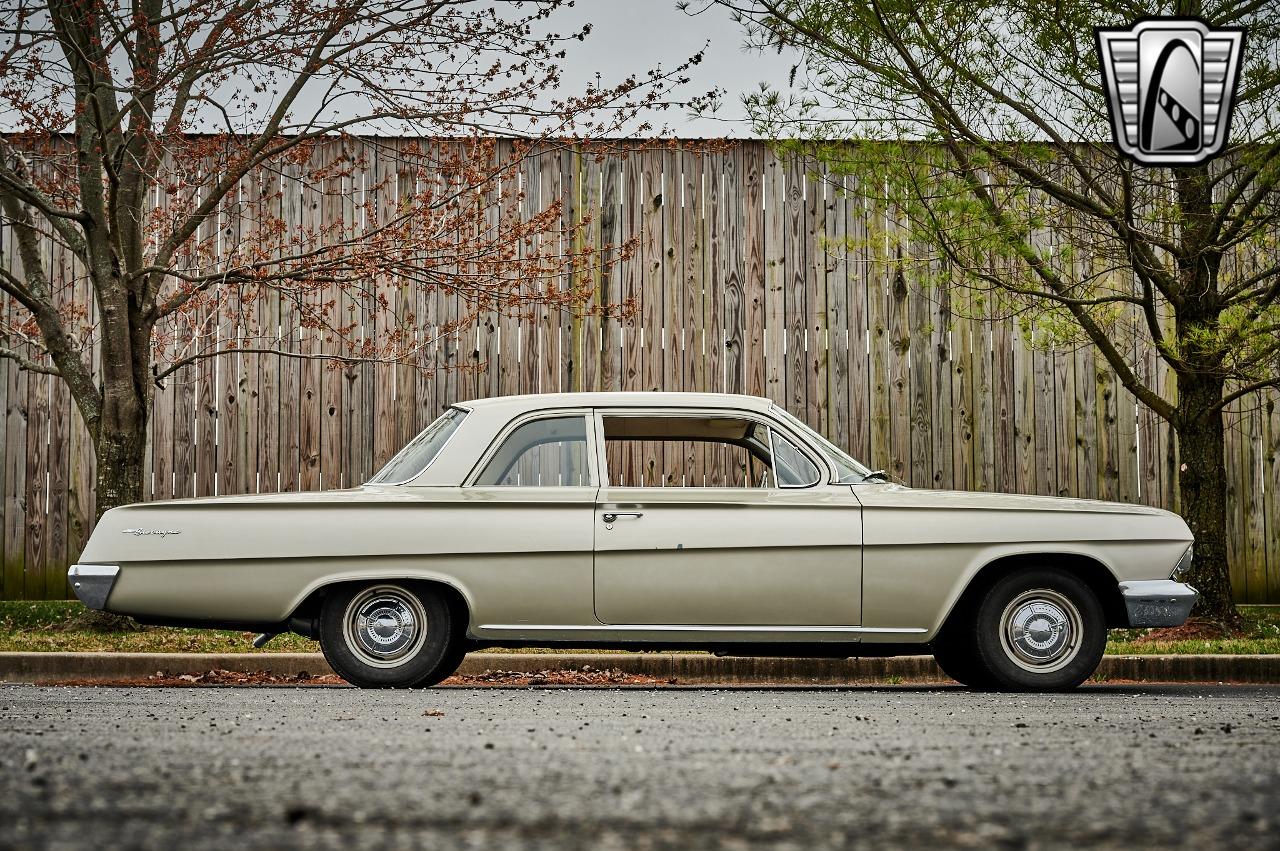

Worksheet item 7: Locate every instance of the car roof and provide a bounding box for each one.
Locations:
[453,392,776,415]
[395,392,806,486]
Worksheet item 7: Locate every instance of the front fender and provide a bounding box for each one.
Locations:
[861,538,1188,641]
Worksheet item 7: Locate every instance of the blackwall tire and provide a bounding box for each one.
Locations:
[410,637,470,688]
[931,636,995,689]
[972,569,1106,692]
[319,582,458,688]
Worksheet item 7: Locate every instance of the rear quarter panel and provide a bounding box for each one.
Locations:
[83,487,596,628]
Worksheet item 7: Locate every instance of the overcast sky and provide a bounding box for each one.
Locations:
[544,0,801,136]
[0,0,801,137]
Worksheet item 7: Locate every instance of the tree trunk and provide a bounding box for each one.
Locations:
[86,253,156,519]
[92,377,150,519]
[1175,371,1238,627]
[94,413,148,518]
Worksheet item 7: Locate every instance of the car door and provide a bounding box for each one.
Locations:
[591,409,863,626]
[460,411,600,628]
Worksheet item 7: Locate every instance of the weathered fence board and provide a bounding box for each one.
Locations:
[0,139,1277,601]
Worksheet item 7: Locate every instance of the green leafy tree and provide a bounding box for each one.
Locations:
[697,0,1280,625]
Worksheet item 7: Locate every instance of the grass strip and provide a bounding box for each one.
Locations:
[3,601,1278,655]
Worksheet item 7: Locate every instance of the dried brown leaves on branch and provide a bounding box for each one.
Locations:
[0,0,711,514]
[142,136,634,385]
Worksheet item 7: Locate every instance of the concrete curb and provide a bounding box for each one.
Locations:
[2,651,1278,685]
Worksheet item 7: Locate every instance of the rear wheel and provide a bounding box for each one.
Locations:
[971,569,1106,691]
[414,635,471,688]
[319,582,460,688]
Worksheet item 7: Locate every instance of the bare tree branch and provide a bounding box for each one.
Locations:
[1216,377,1280,411]
[0,345,60,375]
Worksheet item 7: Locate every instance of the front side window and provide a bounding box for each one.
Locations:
[771,405,871,484]
[369,407,467,484]
[770,430,822,487]
[474,416,591,487]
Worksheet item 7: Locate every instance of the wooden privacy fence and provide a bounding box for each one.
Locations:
[2,139,1278,601]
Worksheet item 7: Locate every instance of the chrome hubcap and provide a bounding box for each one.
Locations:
[999,589,1083,674]
[343,586,426,668]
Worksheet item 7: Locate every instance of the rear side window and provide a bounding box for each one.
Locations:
[600,413,820,489]
[369,407,467,484]
[474,416,591,486]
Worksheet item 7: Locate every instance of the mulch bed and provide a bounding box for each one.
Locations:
[1134,620,1236,643]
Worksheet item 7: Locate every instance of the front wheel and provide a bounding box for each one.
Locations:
[930,635,995,689]
[319,582,462,688]
[970,569,1107,691]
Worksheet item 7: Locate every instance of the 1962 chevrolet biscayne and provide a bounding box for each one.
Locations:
[69,392,1197,691]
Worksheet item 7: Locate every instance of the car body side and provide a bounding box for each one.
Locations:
[72,392,1195,648]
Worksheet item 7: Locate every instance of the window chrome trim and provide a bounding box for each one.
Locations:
[464,408,599,488]
[765,424,777,488]
[590,408,610,489]
[367,405,471,487]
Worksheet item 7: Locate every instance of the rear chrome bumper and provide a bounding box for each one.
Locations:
[67,564,120,610]
[1119,579,1198,628]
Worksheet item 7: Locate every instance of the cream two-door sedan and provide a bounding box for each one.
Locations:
[69,392,1197,691]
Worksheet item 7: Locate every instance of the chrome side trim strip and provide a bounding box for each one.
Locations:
[478,624,927,634]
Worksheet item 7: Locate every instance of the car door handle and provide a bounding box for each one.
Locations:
[601,512,643,523]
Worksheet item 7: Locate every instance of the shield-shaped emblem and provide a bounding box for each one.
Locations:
[1095,19,1245,166]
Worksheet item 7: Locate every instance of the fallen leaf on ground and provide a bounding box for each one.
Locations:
[443,667,674,687]
[38,669,345,687]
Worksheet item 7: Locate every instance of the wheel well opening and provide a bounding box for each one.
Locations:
[287,578,472,640]
[939,553,1127,636]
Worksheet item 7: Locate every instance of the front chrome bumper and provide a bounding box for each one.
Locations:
[67,564,120,610]
[1118,579,1198,628]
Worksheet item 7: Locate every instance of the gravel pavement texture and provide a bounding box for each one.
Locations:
[2,684,1278,850]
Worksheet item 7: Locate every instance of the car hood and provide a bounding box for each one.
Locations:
[854,484,1175,516]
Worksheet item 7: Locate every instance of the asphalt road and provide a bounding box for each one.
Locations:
[2,684,1278,850]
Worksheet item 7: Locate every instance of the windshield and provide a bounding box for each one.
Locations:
[368,407,467,484]
[770,406,873,484]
